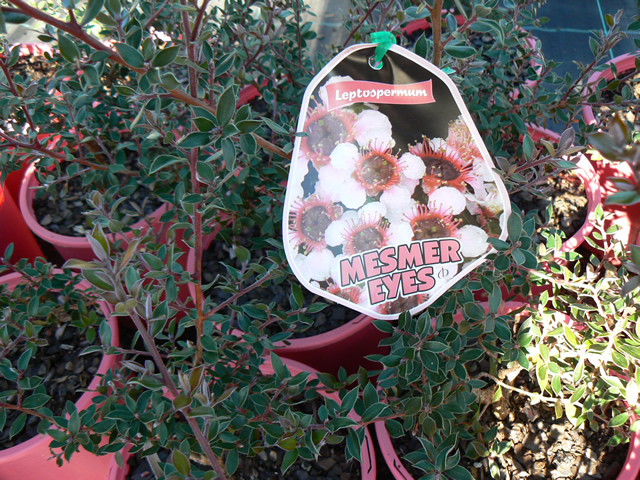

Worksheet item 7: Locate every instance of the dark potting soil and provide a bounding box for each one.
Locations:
[201,227,360,340]
[123,440,361,480]
[459,369,628,480]
[512,170,588,243]
[32,155,165,238]
[0,322,102,449]
[124,397,362,480]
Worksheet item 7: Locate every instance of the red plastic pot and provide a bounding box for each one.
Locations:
[586,157,640,247]
[186,230,389,376]
[0,182,43,262]
[109,357,376,479]
[0,271,120,480]
[19,162,169,262]
[583,52,640,127]
[527,125,601,253]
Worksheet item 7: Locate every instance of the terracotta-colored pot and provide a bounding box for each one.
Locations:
[186,230,389,376]
[109,357,376,479]
[0,271,120,480]
[583,52,640,127]
[19,162,169,262]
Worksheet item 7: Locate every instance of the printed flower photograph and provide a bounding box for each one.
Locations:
[285,75,508,318]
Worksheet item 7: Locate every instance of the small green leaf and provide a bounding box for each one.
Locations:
[58,31,81,62]
[608,412,630,429]
[522,134,534,161]
[270,352,288,379]
[444,44,477,59]
[152,45,180,67]
[217,87,236,126]
[281,450,298,474]
[507,213,523,243]
[115,42,145,68]
[160,72,180,90]
[150,154,185,173]
[225,448,238,475]
[81,0,106,25]
[178,132,213,148]
[172,449,191,476]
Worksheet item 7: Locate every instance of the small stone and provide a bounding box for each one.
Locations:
[523,433,543,452]
[40,214,52,226]
[317,457,337,471]
[268,449,278,462]
[549,424,566,442]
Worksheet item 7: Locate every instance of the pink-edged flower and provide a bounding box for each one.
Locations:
[342,215,391,255]
[328,283,364,304]
[405,204,460,241]
[378,293,426,315]
[457,225,489,258]
[353,144,405,196]
[464,183,504,218]
[289,195,342,253]
[409,137,474,194]
[428,186,467,215]
[354,109,395,149]
[300,106,358,168]
[295,248,335,282]
[380,185,416,223]
[446,116,483,164]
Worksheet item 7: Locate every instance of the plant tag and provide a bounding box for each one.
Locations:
[283,43,510,320]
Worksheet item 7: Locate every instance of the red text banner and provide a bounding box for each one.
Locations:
[325,79,435,110]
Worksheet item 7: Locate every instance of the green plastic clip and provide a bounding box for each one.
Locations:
[370,31,397,67]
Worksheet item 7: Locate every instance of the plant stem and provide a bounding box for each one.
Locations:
[432,0,443,68]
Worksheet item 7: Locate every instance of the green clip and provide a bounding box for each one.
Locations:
[371,31,397,66]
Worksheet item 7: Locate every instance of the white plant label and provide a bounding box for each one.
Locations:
[283,43,510,320]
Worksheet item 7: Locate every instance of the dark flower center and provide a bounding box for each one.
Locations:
[353,227,384,252]
[307,115,348,156]
[361,154,395,186]
[384,294,421,314]
[413,218,451,240]
[301,206,332,242]
[422,155,460,181]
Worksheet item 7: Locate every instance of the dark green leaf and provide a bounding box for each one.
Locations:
[172,449,191,476]
[178,132,213,148]
[217,87,236,126]
[58,31,81,62]
[444,44,477,59]
[152,46,180,67]
[150,155,185,173]
[115,42,145,68]
[81,0,105,25]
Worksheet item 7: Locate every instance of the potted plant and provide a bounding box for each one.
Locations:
[1,0,639,479]
[0,263,120,479]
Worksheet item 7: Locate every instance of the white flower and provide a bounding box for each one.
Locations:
[380,185,415,223]
[399,152,426,180]
[316,164,346,202]
[388,221,414,245]
[428,186,467,215]
[359,201,387,219]
[354,110,395,149]
[319,75,354,106]
[339,177,367,209]
[325,218,349,247]
[330,143,359,172]
[297,248,335,281]
[458,225,489,258]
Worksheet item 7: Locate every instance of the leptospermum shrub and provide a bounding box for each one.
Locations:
[1,0,640,479]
